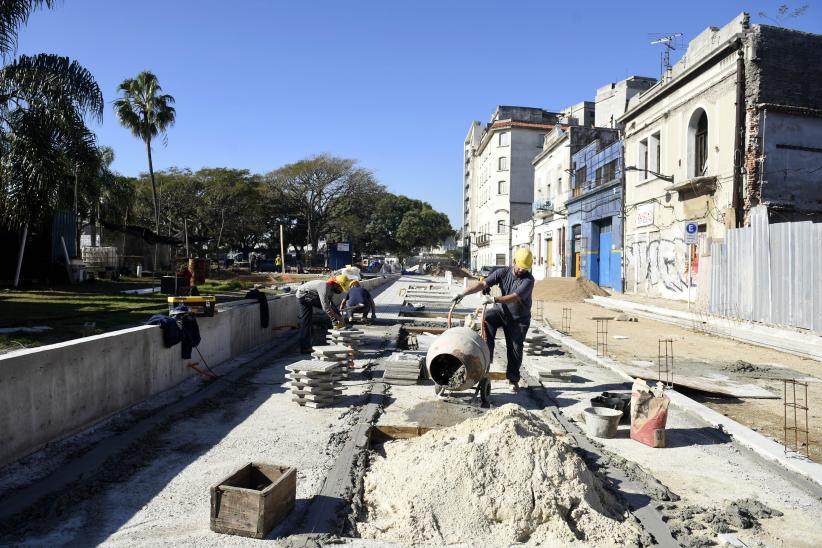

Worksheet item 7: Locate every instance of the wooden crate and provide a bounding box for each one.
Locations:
[210,462,296,539]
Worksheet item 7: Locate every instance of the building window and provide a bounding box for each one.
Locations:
[649,131,661,173]
[498,132,509,146]
[638,138,648,178]
[498,156,508,171]
[497,220,505,234]
[688,108,709,177]
[496,254,507,266]
[574,166,586,197]
[695,112,708,175]
[498,180,507,194]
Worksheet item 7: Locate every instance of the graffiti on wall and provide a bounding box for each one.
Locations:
[624,236,690,298]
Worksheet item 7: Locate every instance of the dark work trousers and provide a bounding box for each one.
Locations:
[298,294,322,352]
[483,306,530,384]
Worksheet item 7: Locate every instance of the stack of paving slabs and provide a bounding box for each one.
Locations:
[312,344,353,380]
[537,367,576,383]
[383,353,424,386]
[327,328,364,353]
[523,330,549,356]
[286,359,343,408]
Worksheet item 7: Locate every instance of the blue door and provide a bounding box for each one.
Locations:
[598,221,612,288]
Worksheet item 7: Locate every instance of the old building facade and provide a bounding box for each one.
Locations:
[621,12,822,302]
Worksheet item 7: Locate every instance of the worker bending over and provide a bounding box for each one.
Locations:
[296,274,351,353]
[451,248,534,391]
[342,279,377,324]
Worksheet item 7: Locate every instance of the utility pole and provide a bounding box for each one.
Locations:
[280,224,286,274]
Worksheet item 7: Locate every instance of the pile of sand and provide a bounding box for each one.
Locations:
[358,404,645,546]
[532,277,610,303]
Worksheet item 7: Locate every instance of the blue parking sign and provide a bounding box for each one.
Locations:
[684,222,698,244]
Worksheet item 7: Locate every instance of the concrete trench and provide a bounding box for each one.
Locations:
[1,275,820,546]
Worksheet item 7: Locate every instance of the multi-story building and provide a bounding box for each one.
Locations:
[565,135,623,290]
[529,125,621,280]
[595,77,656,129]
[462,122,482,264]
[621,13,822,302]
[464,107,560,270]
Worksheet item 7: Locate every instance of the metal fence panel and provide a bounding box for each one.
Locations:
[709,206,822,332]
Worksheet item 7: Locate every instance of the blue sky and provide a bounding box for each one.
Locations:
[17,1,822,227]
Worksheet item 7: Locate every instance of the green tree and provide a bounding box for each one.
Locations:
[364,193,424,256]
[113,71,176,269]
[266,154,378,264]
[396,207,454,260]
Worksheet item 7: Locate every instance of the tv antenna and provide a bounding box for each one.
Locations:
[649,33,683,80]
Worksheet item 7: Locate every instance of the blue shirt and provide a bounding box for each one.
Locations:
[484,267,534,323]
[346,286,372,307]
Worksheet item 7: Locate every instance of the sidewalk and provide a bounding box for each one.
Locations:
[589,293,822,361]
[536,297,822,464]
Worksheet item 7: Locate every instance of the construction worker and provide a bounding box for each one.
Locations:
[296,274,351,353]
[275,254,282,268]
[341,279,377,324]
[451,247,534,391]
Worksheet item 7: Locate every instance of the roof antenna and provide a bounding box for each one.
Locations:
[649,33,683,81]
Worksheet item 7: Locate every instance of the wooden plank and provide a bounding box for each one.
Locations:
[621,365,777,399]
[369,425,437,445]
[487,371,507,381]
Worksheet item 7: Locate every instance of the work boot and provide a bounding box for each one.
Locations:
[509,380,520,393]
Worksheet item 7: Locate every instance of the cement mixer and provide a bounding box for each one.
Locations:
[426,301,492,407]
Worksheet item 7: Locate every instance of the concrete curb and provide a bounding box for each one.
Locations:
[538,323,822,489]
[588,296,822,362]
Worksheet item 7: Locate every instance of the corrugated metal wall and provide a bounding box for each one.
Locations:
[710,206,822,331]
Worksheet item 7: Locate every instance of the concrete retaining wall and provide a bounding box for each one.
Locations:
[0,294,298,468]
[0,275,394,468]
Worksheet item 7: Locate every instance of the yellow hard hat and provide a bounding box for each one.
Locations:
[514,247,533,270]
[334,273,351,291]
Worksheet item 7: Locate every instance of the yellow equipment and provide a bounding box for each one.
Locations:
[168,295,217,317]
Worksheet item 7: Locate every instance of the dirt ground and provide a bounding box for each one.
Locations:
[539,298,822,463]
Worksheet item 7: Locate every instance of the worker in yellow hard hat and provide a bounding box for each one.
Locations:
[451,247,535,391]
[294,274,349,353]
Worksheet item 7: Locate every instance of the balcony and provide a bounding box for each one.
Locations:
[475,233,491,247]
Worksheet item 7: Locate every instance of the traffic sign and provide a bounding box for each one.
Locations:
[684,222,698,245]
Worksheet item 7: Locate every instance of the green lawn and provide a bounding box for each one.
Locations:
[0,276,274,353]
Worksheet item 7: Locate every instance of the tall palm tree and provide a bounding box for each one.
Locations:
[113,71,175,270]
[0,1,104,285]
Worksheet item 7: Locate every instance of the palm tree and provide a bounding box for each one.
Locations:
[0,1,104,285]
[113,71,175,270]
[0,0,54,56]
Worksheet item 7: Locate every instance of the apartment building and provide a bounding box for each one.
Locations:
[464,107,559,270]
[529,125,621,280]
[621,12,822,302]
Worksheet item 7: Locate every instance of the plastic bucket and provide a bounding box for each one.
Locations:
[583,407,622,438]
[591,392,631,423]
